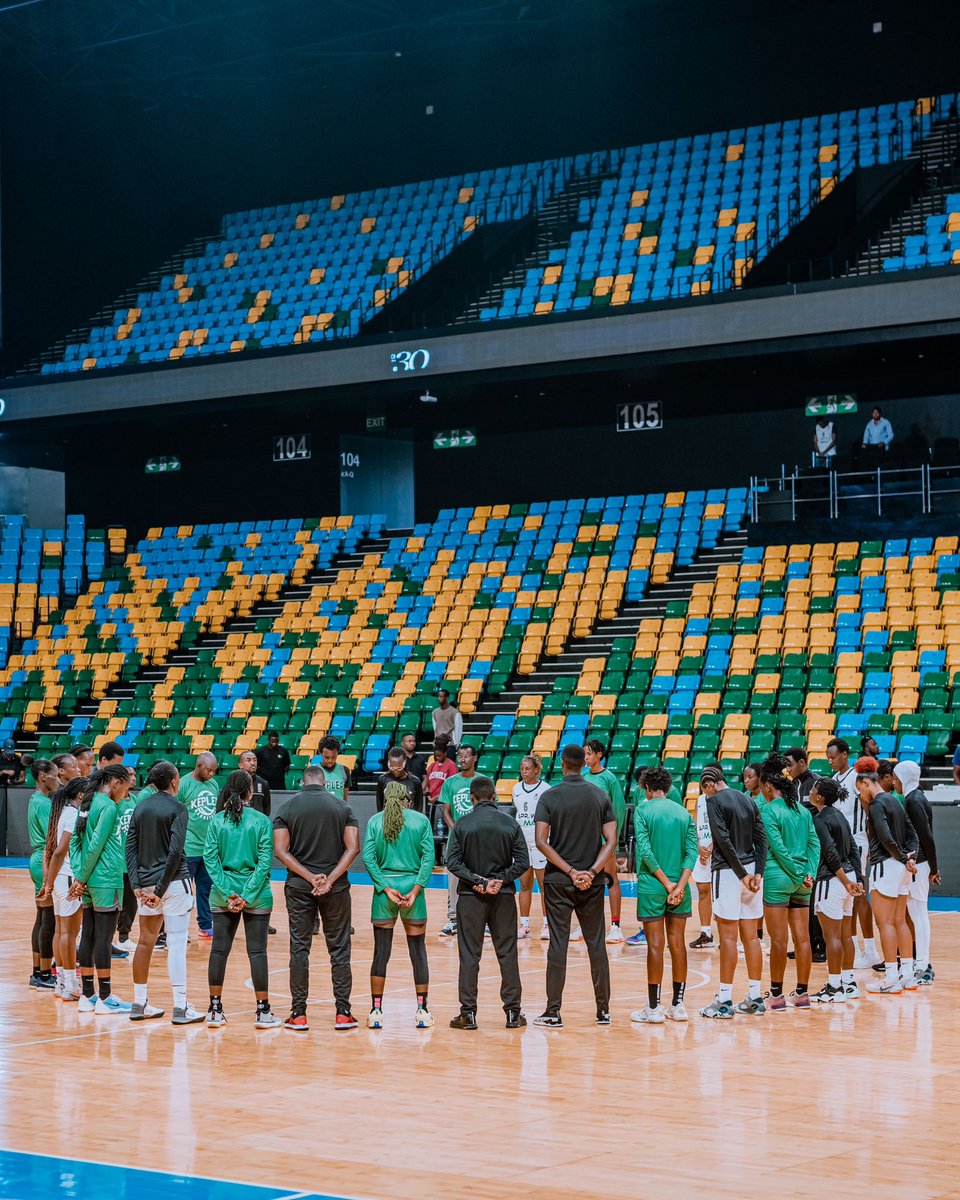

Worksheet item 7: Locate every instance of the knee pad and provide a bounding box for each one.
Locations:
[406,933,428,984]
[372,925,395,977]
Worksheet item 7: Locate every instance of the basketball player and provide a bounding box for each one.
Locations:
[856,763,919,995]
[697,766,767,1019]
[688,784,715,951]
[126,760,202,1024]
[894,760,938,987]
[361,779,435,1029]
[203,770,280,1028]
[178,752,220,940]
[26,758,58,989]
[438,744,480,938]
[38,776,87,1000]
[757,755,820,1010]
[630,767,697,1024]
[582,739,626,943]
[808,777,864,1003]
[512,754,550,940]
[318,736,352,803]
[827,738,878,968]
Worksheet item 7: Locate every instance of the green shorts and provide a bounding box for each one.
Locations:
[81,885,121,912]
[763,870,811,909]
[637,879,692,920]
[29,852,44,895]
[371,875,427,923]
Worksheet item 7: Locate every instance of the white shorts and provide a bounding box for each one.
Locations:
[136,878,195,918]
[713,865,763,922]
[854,835,869,878]
[814,875,854,921]
[908,860,930,902]
[523,840,546,872]
[869,858,909,899]
[692,855,712,884]
[52,877,81,918]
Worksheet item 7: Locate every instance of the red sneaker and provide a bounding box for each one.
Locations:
[335,1012,358,1031]
[284,1013,309,1032]
[197,930,213,942]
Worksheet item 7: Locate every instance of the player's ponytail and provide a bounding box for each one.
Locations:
[220,769,251,826]
[760,753,799,809]
[382,779,410,842]
[45,776,85,861]
[74,765,129,843]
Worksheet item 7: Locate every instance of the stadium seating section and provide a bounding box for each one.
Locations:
[883,190,960,272]
[38,94,958,375]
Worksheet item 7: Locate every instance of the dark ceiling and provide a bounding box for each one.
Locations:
[1,0,957,370]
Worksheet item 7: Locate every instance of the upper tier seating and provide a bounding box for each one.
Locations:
[882,191,960,272]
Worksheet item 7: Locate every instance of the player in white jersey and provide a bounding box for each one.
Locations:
[688,789,715,950]
[512,754,550,940]
[827,738,879,968]
[38,777,87,1001]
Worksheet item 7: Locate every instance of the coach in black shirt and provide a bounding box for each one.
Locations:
[375,747,425,813]
[446,776,529,1029]
[400,733,428,782]
[534,744,617,1028]
[273,766,360,1025]
[256,731,291,790]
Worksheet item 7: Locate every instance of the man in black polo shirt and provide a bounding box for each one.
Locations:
[445,775,529,1030]
[256,731,291,790]
[534,744,617,1028]
[400,733,427,782]
[238,750,272,815]
[375,747,425,813]
[273,765,360,1032]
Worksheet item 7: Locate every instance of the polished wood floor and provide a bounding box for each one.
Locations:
[1,868,957,1199]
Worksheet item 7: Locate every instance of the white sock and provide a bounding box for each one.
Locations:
[541,917,549,926]
[718,982,733,1003]
[66,968,78,991]
[747,978,761,1000]
[701,926,712,936]
[828,973,841,989]
[907,896,931,971]
[900,957,914,979]
[885,962,899,983]
[520,916,530,926]
[842,969,854,985]
[165,908,190,1009]
[865,938,877,956]
[134,983,148,1005]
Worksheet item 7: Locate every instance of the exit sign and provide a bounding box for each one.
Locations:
[146,456,181,474]
[805,394,857,415]
[366,415,386,430]
[434,429,476,449]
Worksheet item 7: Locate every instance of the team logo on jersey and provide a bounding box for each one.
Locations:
[116,811,133,840]
[194,789,218,819]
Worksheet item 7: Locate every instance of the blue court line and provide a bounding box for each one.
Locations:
[0,1148,357,1200]
[3,858,960,909]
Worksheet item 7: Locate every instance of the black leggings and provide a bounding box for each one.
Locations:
[208,910,270,992]
[78,907,116,973]
[31,906,55,960]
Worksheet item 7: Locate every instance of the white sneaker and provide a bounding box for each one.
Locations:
[518,924,531,940]
[53,978,64,1000]
[540,923,550,941]
[77,994,96,1012]
[129,1001,165,1021]
[570,927,583,941]
[61,985,81,1003]
[854,950,882,969]
[631,1005,665,1024]
[415,1007,434,1029]
[255,1010,282,1028]
[760,939,771,956]
[665,1002,688,1021]
[605,924,624,944]
[366,1008,384,1029]
[95,994,132,1015]
[116,939,136,953]
[866,976,903,994]
[843,982,861,999]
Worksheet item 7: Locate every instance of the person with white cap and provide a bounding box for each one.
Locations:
[893,760,938,987]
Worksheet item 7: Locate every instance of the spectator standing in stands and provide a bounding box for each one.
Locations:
[273,764,360,1032]
[0,738,25,785]
[533,744,616,1028]
[376,747,425,813]
[812,415,837,466]
[98,741,125,767]
[861,406,894,453]
[255,730,290,790]
[70,744,96,779]
[431,689,463,749]
[400,733,428,782]
[177,752,220,941]
[861,734,881,759]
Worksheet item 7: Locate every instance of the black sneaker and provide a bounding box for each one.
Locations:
[532,1012,563,1028]
[311,920,320,936]
[268,926,277,935]
[156,933,167,951]
[787,950,795,960]
[450,1011,478,1030]
[111,944,129,960]
[688,931,715,950]
[812,950,827,963]
[505,1009,527,1029]
[596,1008,611,1026]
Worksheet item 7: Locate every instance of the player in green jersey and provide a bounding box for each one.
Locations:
[583,740,626,943]
[26,758,59,989]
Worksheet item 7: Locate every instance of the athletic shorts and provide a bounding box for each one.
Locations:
[136,877,195,918]
[763,868,811,909]
[692,855,712,884]
[712,864,763,923]
[854,835,869,879]
[53,876,82,918]
[869,858,909,899]
[29,852,44,895]
[81,885,121,912]
[522,838,546,872]
[372,874,428,923]
[637,879,692,920]
[814,876,854,921]
[908,860,930,903]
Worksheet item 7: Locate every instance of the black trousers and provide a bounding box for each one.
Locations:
[285,883,353,1016]
[543,874,610,1015]
[809,903,826,956]
[117,875,138,941]
[455,890,522,1015]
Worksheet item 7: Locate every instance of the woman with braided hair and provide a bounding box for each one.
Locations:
[202,769,279,1028]
[758,754,820,1010]
[39,776,87,1000]
[67,764,134,1013]
[361,777,435,1030]
[26,757,59,990]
